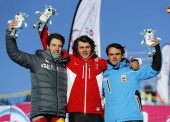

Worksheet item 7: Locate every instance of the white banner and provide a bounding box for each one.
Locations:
[156,44,170,104]
[68,0,101,56]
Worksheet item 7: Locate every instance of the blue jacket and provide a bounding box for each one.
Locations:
[103,57,161,122]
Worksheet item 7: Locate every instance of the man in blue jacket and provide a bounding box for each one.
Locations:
[102,40,161,122]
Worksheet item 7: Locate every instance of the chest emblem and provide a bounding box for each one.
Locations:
[121,74,127,82]
[74,62,79,65]
[95,64,99,69]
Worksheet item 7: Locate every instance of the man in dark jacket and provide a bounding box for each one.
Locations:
[6,20,69,122]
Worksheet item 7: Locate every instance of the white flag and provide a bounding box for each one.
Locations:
[156,44,170,104]
[68,0,101,56]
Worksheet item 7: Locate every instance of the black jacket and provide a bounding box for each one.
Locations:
[6,30,69,119]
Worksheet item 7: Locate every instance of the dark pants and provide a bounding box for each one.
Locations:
[69,113,104,122]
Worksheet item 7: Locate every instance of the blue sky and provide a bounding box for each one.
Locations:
[0,0,170,102]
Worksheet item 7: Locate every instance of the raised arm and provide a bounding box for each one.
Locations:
[134,38,161,81]
[151,39,162,71]
[6,20,34,69]
[39,26,49,50]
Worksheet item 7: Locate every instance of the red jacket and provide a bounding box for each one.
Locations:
[39,27,107,116]
[67,52,107,116]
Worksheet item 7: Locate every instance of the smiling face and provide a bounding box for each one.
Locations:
[107,47,123,66]
[77,41,92,60]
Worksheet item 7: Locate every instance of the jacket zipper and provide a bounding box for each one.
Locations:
[84,62,87,114]
[55,63,58,113]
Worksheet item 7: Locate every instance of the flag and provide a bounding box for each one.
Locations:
[156,44,170,104]
[167,5,170,14]
[68,0,101,56]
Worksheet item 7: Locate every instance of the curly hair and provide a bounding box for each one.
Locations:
[72,35,95,53]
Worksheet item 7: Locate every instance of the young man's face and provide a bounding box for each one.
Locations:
[77,41,92,60]
[107,47,123,65]
[48,38,63,54]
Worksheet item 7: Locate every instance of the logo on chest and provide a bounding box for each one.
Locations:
[95,64,99,70]
[74,62,79,66]
[121,74,127,82]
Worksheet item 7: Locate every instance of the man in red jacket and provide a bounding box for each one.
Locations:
[67,35,107,122]
[39,27,139,122]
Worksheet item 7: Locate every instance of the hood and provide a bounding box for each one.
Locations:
[36,49,69,62]
[36,49,53,61]
[107,58,130,70]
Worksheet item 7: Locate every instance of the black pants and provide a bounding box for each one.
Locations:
[69,113,104,122]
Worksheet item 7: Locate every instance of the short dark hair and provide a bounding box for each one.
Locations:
[106,43,125,55]
[46,33,65,47]
[72,35,95,53]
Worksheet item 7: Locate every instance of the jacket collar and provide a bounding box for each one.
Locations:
[107,58,130,70]
[35,49,54,61]
[73,51,97,60]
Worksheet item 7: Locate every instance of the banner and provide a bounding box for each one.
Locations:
[0,102,30,122]
[156,44,170,104]
[68,0,101,56]
[1,103,170,122]
[143,105,170,122]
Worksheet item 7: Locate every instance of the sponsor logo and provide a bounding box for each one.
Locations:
[41,63,55,71]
